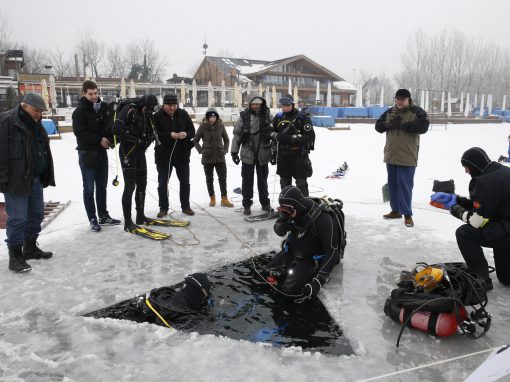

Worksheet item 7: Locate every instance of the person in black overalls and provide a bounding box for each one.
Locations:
[112,95,158,232]
[271,95,315,197]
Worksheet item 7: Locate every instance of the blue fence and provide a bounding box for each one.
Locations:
[309,106,387,119]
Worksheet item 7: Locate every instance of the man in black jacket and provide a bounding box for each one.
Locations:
[271,95,315,197]
[264,186,345,301]
[153,94,196,216]
[112,95,158,232]
[72,80,120,232]
[430,147,510,289]
[0,93,55,273]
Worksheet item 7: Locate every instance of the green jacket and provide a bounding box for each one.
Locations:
[194,118,229,164]
[375,104,429,166]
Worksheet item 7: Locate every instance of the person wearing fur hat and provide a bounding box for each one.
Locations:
[153,94,196,217]
[194,108,233,207]
[430,147,510,289]
[263,186,345,301]
[375,88,429,227]
[112,94,158,233]
[231,96,273,215]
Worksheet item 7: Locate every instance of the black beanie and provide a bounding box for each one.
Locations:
[163,93,179,105]
[395,89,411,99]
[278,185,313,217]
[461,147,491,177]
[137,94,158,109]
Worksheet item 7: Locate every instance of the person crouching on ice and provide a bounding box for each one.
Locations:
[430,147,510,289]
[263,186,345,302]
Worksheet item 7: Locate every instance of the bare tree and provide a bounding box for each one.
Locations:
[16,43,48,73]
[125,39,167,83]
[76,31,105,78]
[105,44,127,78]
[48,48,73,77]
[0,10,11,51]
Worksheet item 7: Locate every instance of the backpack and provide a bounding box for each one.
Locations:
[104,98,138,144]
[308,196,347,258]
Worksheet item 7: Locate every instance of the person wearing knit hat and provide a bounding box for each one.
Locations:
[430,147,510,288]
[153,93,196,216]
[0,93,56,273]
[375,88,429,227]
[194,108,233,208]
[112,94,159,233]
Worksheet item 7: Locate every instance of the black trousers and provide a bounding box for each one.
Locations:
[241,161,270,207]
[120,149,147,220]
[157,159,191,211]
[456,224,510,285]
[277,154,312,196]
[203,162,227,197]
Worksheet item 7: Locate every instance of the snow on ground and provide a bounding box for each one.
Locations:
[1,121,509,381]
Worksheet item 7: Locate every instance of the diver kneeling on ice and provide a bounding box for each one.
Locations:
[263,186,346,302]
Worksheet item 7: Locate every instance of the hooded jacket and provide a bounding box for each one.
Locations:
[375,103,429,166]
[0,106,55,195]
[194,108,230,164]
[231,96,273,165]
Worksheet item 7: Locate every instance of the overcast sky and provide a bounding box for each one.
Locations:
[4,0,510,83]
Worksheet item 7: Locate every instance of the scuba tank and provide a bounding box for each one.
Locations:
[384,299,467,337]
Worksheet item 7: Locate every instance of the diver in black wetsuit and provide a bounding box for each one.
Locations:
[264,185,346,301]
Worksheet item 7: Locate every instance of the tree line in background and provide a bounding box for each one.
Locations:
[395,29,510,105]
[0,13,167,83]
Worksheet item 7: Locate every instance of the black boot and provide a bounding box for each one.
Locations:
[23,237,53,260]
[9,245,32,273]
[135,192,150,225]
[471,267,493,291]
[124,216,138,232]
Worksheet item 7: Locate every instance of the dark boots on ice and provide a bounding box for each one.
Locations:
[23,237,53,260]
[9,245,32,273]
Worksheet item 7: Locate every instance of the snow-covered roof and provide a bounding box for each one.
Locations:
[333,80,357,91]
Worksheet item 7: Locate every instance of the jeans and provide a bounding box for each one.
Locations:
[386,163,416,216]
[4,177,44,246]
[241,161,270,207]
[157,159,190,210]
[78,150,109,221]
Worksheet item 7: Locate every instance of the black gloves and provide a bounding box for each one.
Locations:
[450,204,467,220]
[387,115,402,129]
[231,153,240,165]
[270,152,277,165]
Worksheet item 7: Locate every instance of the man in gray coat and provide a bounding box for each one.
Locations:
[231,96,273,215]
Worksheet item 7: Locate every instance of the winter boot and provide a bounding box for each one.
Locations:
[243,206,251,215]
[209,196,216,207]
[157,209,168,218]
[220,196,233,208]
[261,204,271,212]
[404,215,414,227]
[23,237,53,260]
[9,245,32,273]
[383,211,402,219]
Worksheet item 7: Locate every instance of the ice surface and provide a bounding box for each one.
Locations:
[1,121,509,381]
